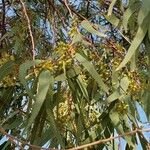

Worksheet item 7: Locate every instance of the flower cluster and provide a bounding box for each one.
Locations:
[0,52,16,87]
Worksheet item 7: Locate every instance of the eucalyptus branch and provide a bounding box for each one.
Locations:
[0,127,57,150]
[0,126,150,150]
[20,0,35,61]
[67,128,150,150]
[58,0,86,20]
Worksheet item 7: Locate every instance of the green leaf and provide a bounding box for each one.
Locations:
[55,67,81,81]
[75,53,109,93]
[0,61,14,82]
[1,141,11,150]
[107,0,117,16]
[148,21,150,40]
[71,33,83,44]
[106,91,120,103]
[138,0,150,25]
[0,32,12,42]
[104,14,120,27]
[109,111,123,134]
[4,115,23,129]
[19,60,41,99]
[116,15,149,71]
[76,75,89,100]
[26,70,51,129]
[81,20,106,37]
[120,76,130,92]
[46,108,65,148]
[123,1,141,32]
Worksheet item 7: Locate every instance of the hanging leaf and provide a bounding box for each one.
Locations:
[116,14,149,71]
[138,0,150,25]
[76,75,89,100]
[107,0,117,16]
[46,108,65,148]
[120,76,130,92]
[123,1,141,32]
[104,14,120,27]
[106,90,120,103]
[26,70,51,129]
[109,110,123,134]
[81,20,106,37]
[75,53,109,93]
[19,60,41,99]
[0,61,14,82]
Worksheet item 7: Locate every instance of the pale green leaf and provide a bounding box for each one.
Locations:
[104,14,120,27]
[71,33,83,44]
[26,70,51,129]
[106,91,120,104]
[0,61,14,82]
[81,20,106,37]
[109,110,123,134]
[75,53,109,93]
[107,0,117,16]
[19,60,41,99]
[123,1,141,32]
[116,15,149,71]
[120,76,130,92]
[76,75,89,100]
[138,0,150,25]
[46,108,64,147]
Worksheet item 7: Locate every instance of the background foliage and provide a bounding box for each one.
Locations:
[0,0,150,149]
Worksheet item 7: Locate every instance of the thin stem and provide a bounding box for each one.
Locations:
[20,0,35,61]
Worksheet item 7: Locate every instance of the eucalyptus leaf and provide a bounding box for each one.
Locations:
[19,60,41,99]
[26,70,51,129]
[75,53,109,93]
[81,20,106,37]
[116,14,149,71]
[107,0,117,16]
[0,61,14,82]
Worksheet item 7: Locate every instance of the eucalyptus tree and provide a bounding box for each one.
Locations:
[0,0,150,149]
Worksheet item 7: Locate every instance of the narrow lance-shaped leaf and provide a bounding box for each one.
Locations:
[104,14,120,27]
[76,75,89,100]
[75,53,109,93]
[0,61,14,82]
[116,15,149,71]
[19,60,41,99]
[26,70,51,129]
[123,1,141,32]
[81,20,106,37]
[138,0,150,25]
[107,0,117,16]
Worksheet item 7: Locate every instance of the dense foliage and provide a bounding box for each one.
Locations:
[0,0,150,149]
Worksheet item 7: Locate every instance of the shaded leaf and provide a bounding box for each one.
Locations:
[26,70,51,129]
[107,0,117,16]
[75,53,109,93]
[19,60,41,99]
[81,20,106,37]
[0,61,14,82]
[116,15,149,71]
[123,1,141,32]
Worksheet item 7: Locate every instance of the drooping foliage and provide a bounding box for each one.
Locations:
[0,0,150,149]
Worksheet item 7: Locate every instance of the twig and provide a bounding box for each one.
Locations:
[0,126,150,150]
[0,127,58,150]
[67,128,150,150]
[59,0,86,20]
[47,0,66,27]
[63,0,73,18]
[20,0,35,61]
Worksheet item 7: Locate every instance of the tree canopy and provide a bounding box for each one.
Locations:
[0,0,150,149]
